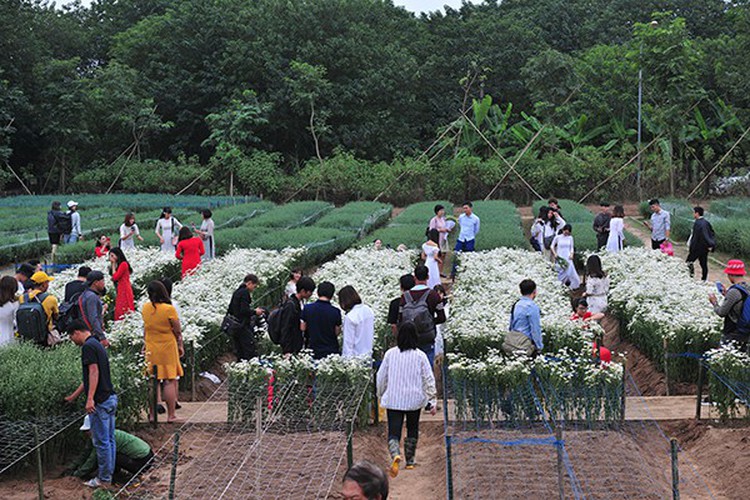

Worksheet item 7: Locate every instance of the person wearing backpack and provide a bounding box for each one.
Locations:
[709,260,750,352]
[277,276,315,355]
[17,272,60,346]
[47,201,65,260]
[398,265,446,368]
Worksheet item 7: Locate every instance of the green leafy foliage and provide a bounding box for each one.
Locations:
[314,201,392,235]
[243,201,332,229]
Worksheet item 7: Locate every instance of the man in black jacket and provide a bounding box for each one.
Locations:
[687,206,716,281]
[227,274,265,360]
[279,276,315,356]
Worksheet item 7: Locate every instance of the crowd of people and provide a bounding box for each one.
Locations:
[2,196,747,493]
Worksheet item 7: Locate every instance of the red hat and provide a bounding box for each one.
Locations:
[724,259,746,276]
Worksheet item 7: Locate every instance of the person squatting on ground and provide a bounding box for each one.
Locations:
[502,279,543,357]
[227,274,265,361]
[687,206,716,281]
[644,198,671,250]
[342,461,389,500]
[301,281,342,360]
[570,298,611,364]
[73,415,154,480]
[279,276,315,355]
[65,320,118,489]
[709,259,750,352]
[377,321,437,478]
[399,265,446,368]
[592,201,611,250]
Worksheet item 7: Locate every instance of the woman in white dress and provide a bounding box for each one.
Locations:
[193,209,215,261]
[543,208,566,262]
[551,224,580,289]
[606,205,625,253]
[119,213,144,251]
[583,255,609,313]
[422,229,442,290]
[0,276,19,347]
[155,207,183,253]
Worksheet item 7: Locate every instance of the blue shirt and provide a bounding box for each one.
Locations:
[650,210,670,241]
[300,299,342,359]
[509,297,543,350]
[457,213,480,242]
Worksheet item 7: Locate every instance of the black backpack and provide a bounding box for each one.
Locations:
[267,306,283,345]
[56,212,73,234]
[17,292,50,344]
[57,292,84,334]
[400,290,437,346]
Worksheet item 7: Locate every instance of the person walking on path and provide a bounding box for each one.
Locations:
[47,201,65,261]
[279,276,315,355]
[399,265,446,368]
[593,202,611,250]
[709,260,749,351]
[141,281,184,423]
[175,227,205,278]
[193,209,216,261]
[503,279,543,356]
[226,274,265,361]
[687,206,716,281]
[155,207,182,254]
[301,281,342,359]
[377,321,437,478]
[119,213,144,251]
[109,248,134,321]
[551,224,580,289]
[65,200,83,244]
[74,416,154,479]
[422,229,442,290]
[428,204,451,275]
[340,285,376,358]
[606,205,625,253]
[582,255,609,314]
[64,320,117,489]
[644,199,671,250]
[529,206,547,253]
[543,207,566,262]
[452,201,480,277]
[388,274,415,340]
[80,271,110,347]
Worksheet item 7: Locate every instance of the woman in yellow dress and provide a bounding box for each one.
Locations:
[142,280,184,423]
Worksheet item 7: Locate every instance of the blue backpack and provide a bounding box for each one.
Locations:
[730,285,750,336]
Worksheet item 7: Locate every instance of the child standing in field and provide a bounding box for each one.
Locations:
[377,321,437,477]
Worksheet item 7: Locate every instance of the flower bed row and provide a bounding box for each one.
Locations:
[704,345,750,420]
[446,248,623,424]
[600,248,721,382]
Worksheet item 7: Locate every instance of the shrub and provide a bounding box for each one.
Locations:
[243,201,332,229]
[314,201,392,236]
[223,149,286,199]
[121,156,208,194]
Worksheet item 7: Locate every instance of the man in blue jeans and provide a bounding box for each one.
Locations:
[65,320,117,489]
[452,201,480,277]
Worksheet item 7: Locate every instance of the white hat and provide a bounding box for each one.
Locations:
[80,415,91,431]
[67,200,79,208]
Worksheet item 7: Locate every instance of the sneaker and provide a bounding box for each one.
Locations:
[389,455,401,478]
[84,477,111,488]
[405,463,416,470]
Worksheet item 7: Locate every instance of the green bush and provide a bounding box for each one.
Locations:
[393,200,453,225]
[243,201,332,229]
[315,201,392,235]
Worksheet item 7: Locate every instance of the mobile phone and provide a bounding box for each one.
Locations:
[716,282,725,295]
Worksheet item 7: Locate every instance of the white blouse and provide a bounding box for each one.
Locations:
[342,304,375,358]
[377,347,437,411]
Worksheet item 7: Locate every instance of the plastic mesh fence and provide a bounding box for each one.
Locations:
[117,373,370,499]
[444,362,716,500]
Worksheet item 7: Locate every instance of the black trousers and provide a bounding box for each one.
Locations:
[116,450,154,475]
[686,249,709,281]
[596,233,608,250]
[232,326,257,361]
[387,409,420,441]
[651,238,665,250]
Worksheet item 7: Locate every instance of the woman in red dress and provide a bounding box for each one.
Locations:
[95,235,111,258]
[175,226,205,278]
[109,247,135,320]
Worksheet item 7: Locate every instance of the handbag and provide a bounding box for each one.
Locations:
[543,235,554,250]
[660,241,674,256]
[501,300,537,357]
[47,328,62,347]
[220,313,242,335]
